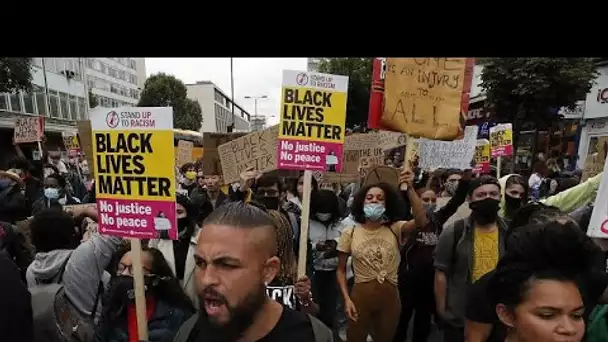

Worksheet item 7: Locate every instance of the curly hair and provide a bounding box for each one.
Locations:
[351,182,407,225]
[488,220,600,313]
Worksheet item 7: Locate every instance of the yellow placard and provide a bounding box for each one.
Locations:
[278,86,347,144]
[94,130,175,201]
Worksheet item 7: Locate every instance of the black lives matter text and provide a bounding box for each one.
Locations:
[95,133,171,197]
[281,89,342,141]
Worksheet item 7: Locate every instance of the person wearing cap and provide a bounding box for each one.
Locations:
[0,169,28,224]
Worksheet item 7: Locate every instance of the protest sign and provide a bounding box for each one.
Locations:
[202,132,247,175]
[14,116,44,144]
[277,70,348,172]
[378,131,407,151]
[586,158,608,238]
[368,57,389,130]
[490,123,514,158]
[362,165,400,188]
[473,139,490,174]
[218,125,279,184]
[90,107,176,240]
[176,140,194,166]
[382,58,473,140]
[418,126,478,170]
[62,132,81,156]
[582,137,608,182]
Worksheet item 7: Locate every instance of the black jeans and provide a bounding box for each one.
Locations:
[393,266,435,342]
[312,269,338,329]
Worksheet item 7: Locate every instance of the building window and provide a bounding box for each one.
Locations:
[22,91,34,113]
[0,93,7,110]
[32,58,43,68]
[69,95,77,120]
[214,90,223,104]
[49,91,59,118]
[78,97,86,120]
[86,58,94,68]
[9,92,22,112]
[99,62,106,74]
[59,92,68,119]
[45,58,56,73]
[87,77,95,89]
[129,59,136,69]
[34,86,47,116]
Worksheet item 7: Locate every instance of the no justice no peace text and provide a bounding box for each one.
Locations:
[281,89,342,141]
[95,133,171,197]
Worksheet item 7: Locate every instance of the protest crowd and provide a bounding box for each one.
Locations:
[1,58,608,342]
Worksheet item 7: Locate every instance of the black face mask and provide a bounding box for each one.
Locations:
[469,198,500,225]
[178,217,191,238]
[110,275,157,305]
[504,195,522,214]
[254,196,279,210]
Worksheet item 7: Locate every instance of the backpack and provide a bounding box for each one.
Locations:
[587,305,608,342]
[30,254,104,342]
[172,313,334,342]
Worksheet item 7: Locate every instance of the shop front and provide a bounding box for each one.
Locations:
[577,64,608,169]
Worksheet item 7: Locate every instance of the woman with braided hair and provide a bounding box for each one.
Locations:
[247,200,321,317]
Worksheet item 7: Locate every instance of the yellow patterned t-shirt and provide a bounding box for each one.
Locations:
[471,228,499,282]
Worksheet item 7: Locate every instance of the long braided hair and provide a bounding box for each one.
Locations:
[266,209,297,284]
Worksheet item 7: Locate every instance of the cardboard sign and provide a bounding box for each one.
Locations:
[14,116,44,143]
[582,137,608,182]
[473,139,491,174]
[378,131,407,151]
[62,132,81,156]
[90,107,177,240]
[202,132,247,175]
[218,125,279,184]
[586,158,608,238]
[277,70,349,172]
[362,165,400,188]
[382,58,473,140]
[418,126,478,170]
[176,140,194,166]
[490,123,514,158]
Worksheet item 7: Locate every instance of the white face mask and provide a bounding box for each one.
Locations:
[316,213,332,222]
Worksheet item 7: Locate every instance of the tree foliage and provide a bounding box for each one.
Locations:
[0,58,33,93]
[479,58,599,129]
[88,89,98,108]
[318,58,372,129]
[138,73,202,131]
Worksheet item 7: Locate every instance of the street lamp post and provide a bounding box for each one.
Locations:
[244,95,268,116]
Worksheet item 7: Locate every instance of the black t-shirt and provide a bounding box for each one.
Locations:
[266,283,297,310]
[466,271,505,342]
[466,269,608,342]
[258,307,316,341]
[189,307,316,342]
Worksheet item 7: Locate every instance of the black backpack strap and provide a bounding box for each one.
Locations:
[56,252,74,283]
[451,219,466,270]
[90,281,104,319]
[308,313,334,342]
[173,313,199,342]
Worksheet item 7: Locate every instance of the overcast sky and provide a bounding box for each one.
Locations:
[145,58,308,126]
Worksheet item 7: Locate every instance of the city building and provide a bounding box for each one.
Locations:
[250,115,267,131]
[307,58,323,72]
[185,81,251,133]
[0,57,145,166]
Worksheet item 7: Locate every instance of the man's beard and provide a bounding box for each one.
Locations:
[195,282,267,342]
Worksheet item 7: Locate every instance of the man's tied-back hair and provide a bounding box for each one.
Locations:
[202,201,278,255]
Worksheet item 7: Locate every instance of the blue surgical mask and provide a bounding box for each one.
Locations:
[44,188,60,200]
[423,203,437,213]
[363,203,385,221]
